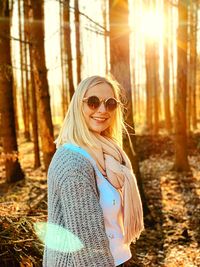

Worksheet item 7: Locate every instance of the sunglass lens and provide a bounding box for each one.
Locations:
[87,96,100,110]
[106,98,117,111]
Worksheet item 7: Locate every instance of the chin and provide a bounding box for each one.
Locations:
[90,127,107,134]
[91,129,104,134]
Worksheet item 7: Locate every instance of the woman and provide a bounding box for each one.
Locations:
[43,76,144,267]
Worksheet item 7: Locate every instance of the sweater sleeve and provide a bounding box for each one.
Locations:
[43,146,115,267]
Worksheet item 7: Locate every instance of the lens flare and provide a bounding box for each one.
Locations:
[34,222,84,252]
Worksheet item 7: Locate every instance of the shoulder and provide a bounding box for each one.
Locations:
[47,145,95,186]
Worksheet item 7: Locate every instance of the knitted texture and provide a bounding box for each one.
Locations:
[43,146,115,267]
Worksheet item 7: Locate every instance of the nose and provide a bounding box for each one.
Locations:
[97,101,106,112]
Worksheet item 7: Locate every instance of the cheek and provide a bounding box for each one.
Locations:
[82,105,93,126]
[81,106,88,126]
[103,112,115,130]
[109,111,116,124]
[82,105,90,118]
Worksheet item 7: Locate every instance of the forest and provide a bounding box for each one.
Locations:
[0,0,200,266]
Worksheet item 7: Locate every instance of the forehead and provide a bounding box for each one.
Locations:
[84,82,114,98]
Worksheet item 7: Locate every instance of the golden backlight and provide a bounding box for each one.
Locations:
[141,10,163,39]
[130,6,164,41]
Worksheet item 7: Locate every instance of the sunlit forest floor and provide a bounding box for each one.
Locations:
[0,132,200,266]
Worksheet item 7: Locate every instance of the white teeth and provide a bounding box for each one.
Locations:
[92,117,107,121]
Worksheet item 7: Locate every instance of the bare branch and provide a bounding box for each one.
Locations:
[57,0,107,32]
[0,33,31,44]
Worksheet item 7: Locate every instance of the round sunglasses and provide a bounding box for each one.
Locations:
[83,96,120,112]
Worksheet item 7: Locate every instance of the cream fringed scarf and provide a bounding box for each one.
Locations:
[82,133,144,245]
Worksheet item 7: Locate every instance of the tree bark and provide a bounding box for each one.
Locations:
[144,0,160,135]
[74,0,81,84]
[102,0,109,75]
[30,0,55,171]
[13,79,19,135]
[109,0,149,215]
[25,0,41,168]
[23,3,31,141]
[109,0,133,120]
[170,4,176,123]
[63,0,74,100]
[59,1,67,118]
[18,0,27,139]
[145,39,153,132]
[0,0,24,182]
[173,0,190,171]
[153,42,160,135]
[163,0,172,133]
[190,0,197,130]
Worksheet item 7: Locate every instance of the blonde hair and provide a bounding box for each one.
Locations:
[55,75,126,149]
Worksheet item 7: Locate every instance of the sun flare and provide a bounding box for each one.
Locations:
[141,11,163,39]
[130,9,164,40]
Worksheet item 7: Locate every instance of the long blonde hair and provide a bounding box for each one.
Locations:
[55,75,126,149]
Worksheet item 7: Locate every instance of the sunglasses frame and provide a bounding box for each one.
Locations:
[82,95,120,111]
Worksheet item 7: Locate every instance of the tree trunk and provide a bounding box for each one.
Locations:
[109,0,149,215]
[170,4,176,125]
[59,1,67,118]
[145,40,153,132]
[24,42,31,142]
[63,0,74,100]
[173,0,190,171]
[74,0,81,84]
[109,0,133,121]
[102,0,109,75]
[23,5,31,141]
[145,40,160,135]
[163,0,172,133]
[187,3,192,133]
[190,0,197,130]
[0,0,24,182]
[153,42,160,135]
[30,49,41,169]
[187,66,192,132]
[18,0,27,139]
[144,0,160,135]
[30,0,55,171]
[25,0,41,168]
[13,79,19,135]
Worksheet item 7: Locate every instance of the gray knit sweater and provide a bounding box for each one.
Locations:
[43,145,115,267]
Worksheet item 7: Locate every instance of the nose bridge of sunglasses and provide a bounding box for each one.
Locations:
[98,99,107,111]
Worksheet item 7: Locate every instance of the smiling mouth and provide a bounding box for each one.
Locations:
[91,117,108,122]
